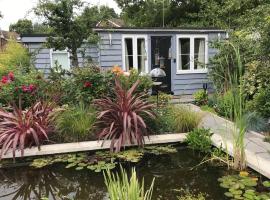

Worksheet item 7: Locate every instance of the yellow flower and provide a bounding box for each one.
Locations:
[239,171,249,177]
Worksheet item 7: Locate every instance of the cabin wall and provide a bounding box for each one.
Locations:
[171,32,225,95]
[21,36,99,74]
[97,31,225,95]
[98,32,122,69]
[22,31,226,95]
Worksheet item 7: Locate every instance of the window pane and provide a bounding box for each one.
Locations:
[125,38,133,70]
[179,38,190,70]
[52,52,69,70]
[137,38,146,73]
[194,38,205,69]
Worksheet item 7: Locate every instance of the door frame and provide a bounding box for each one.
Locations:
[150,35,173,92]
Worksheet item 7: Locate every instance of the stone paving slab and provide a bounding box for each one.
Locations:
[1,133,187,159]
[187,104,270,179]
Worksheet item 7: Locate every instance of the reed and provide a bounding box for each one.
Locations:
[103,166,155,200]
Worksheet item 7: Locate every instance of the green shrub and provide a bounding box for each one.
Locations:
[62,67,114,105]
[200,105,216,114]
[265,135,270,143]
[247,87,270,119]
[242,60,270,99]
[193,89,208,106]
[48,67,152,106]
[0,40,31,76]
[148,92,172,106]
[119,69,153,94]
[0,70,47,108]
[151,105,202,134]
[52,104,96,142]
[185,128,213,153]
[215,90,234,118]
[159,92,172,105]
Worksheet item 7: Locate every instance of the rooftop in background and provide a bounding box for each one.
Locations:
[0,30,20,51]
[96,18,125,28]
[20,27,228,41]
[0,30,20,40]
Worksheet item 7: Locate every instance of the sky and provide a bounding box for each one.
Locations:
[0,0,121,30]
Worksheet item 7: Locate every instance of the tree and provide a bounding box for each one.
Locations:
[32,23,52,34]
[9,19,33,34]
[35,0,118,67]
[35,0,89,67]
[116,0,270,29]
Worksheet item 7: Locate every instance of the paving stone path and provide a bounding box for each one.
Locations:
[187,104,270,179]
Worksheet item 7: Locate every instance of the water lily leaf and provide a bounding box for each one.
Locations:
[66,163,77,168]
[75,166,84,170]
[224,192,233,197]
[262,181,270,187]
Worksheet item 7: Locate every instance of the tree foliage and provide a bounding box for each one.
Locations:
[34,0,118,67]
[9,19,34,34]
[9,19,52,34]
[116,0,270,28]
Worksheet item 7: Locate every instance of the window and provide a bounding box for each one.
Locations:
[194,38,206,70]
[124,38,133,69]
[177,35,208,73]
[137,38,147,73]
[51,50,70,70]
[123,35,148,73]
[179,38,190,70]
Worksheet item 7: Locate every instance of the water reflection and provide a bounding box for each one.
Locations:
[0,146,228,200]
[0,167,106,200]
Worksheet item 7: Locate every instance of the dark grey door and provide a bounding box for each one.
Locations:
[151,36,172,93]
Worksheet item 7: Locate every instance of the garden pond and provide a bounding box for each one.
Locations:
[0,144,268,200]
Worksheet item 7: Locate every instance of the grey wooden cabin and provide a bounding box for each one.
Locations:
[21,28,227,95]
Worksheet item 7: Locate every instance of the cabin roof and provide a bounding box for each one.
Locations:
[93,27,227,33]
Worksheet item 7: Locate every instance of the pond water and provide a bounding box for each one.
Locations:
[0,145,231,200]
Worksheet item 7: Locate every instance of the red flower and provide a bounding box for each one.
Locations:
[84,81,92,88]
[8,72,14,81]
[1,76,9,84]
[21,85,28,92]
[21,84,36,93]
[28,84,36,92]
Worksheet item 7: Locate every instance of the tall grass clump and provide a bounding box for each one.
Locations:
[225,42,247,170]
[171,105,202,132]
[52,104,96,142]
[151,105,202,134]
[104,166,155,200]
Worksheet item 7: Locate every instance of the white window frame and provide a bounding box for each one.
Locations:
[176,34,208,74]
[122,34,148,73]
[50,49,71,70]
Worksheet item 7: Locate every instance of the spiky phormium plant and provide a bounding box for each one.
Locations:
[0,102,53,159]
[94,78,155,152]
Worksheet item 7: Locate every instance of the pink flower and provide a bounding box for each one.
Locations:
[28,84,36,92]
[21,84,36,93]
[8,72,14,81]
[21,85,28,92]
[1,76,9,84]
